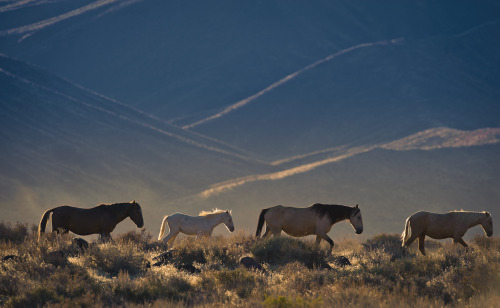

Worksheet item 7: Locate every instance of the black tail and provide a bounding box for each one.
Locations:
[38,208,54,241]
[256,208,269,237]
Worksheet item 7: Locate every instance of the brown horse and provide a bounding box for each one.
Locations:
[402,210,493,255]
[256,203,363,253]
[38,201,144,241]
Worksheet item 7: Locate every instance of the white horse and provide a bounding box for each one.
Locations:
[158,209,235,247]
[402,210,493,255]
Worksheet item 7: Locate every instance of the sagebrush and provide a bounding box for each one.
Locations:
[0,222,499,307]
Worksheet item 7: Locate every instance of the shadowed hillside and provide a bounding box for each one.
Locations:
[0,0,499,238]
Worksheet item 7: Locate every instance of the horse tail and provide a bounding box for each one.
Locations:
[401,217,411,246]
[256,208,269,237]
[38,209,53,241]
[158,215,169,241]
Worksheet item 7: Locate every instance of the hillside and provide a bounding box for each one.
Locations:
[0,0,499,239]
[0,54,274,228]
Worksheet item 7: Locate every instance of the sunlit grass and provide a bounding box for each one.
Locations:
[0,221,498,307]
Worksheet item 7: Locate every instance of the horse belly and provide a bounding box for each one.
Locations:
[425,225,453,239]
[423,215,454,239]
[57,209,100,235]
[281,212,316,237]
[282,225,315,237]
[177,217,199,235]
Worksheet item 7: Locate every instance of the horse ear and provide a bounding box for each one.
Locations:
[132,200,136,205]
[355,204,359,209]
[486,212,490,217]
[226,210,229,214]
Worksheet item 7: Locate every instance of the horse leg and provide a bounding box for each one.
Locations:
[167,234,178,248]
[196,231,210,239]
[418,235,426,255]
[404,234,419,246]
[99,233,112,243]
[317,233,334,254]
[163,230,179,247]
[313,236,324,251]
[262,228,272,238]
[262,224,281,238]
[453,237,468,248]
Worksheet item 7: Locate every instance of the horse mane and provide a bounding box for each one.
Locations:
[98,202,135,209]
[450,210,488,225]
[199,208,229,217]
[310,203,354,224]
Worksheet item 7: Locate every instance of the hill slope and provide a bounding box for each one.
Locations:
[0,54,274,228]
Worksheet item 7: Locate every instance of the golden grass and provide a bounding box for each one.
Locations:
[0,222,498,307]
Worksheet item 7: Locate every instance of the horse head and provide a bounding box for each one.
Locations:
[223,210,235,232]
[349,204,363,234]
[129,200,144,228]
[481,212,493,237]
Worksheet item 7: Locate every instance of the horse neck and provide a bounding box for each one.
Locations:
[108,203,131,223]
[311,204,353,224]
[331,205,354,223]
[205,213,226,227]
[460,212,483,229]
[342,206,355,220]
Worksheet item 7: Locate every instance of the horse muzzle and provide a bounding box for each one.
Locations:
[355,228,363,235]
[229,227,235,232]
[487,231,493,237]
[136,222,144,228]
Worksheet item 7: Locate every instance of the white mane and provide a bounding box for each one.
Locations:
[199,208,229,217]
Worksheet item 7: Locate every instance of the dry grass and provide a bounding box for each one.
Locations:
[0,223,498,307]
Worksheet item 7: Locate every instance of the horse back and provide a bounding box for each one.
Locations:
[410,211,457,239]
[51,205,107,235]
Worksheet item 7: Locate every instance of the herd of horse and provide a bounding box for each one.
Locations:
[37,201,493,255]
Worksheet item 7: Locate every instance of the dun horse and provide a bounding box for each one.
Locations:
[158,209,235,247]
[38,201,144,241]
[402,210,493,255]
[256,203,363,253]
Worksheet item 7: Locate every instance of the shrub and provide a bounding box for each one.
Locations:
[362,233,407,259]
[472,234,500,250]
[263,294,323,308]
[5,286,62,308]
[0,222,30,243]
[0,220,499,307]
[214,268,257,298]
[251,237,329,269]
[82,242,148,277]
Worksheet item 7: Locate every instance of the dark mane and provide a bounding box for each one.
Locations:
[309,203,355,224]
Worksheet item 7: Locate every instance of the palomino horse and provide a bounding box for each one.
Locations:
[402,210,493,255]
[38,201,144,241]
[158,209,235,247]
[256,203,363,253]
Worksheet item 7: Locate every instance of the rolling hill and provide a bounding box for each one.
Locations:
[0,0,499,237]
[0,54,275,229]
